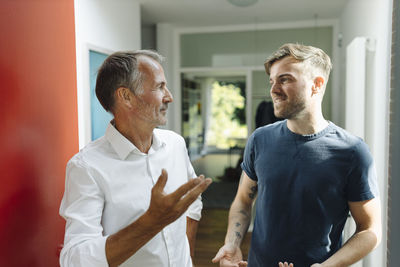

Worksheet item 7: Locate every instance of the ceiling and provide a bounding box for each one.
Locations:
[138,0,349,27]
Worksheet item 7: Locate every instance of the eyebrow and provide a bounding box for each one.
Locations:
[157,81,167,87]
[269,73,293,82]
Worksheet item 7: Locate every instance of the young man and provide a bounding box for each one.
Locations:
[60,50,212,267]
[213,43,381,267]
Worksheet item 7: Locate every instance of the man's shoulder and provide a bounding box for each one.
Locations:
[252,120,285,138]
[67,137,111,168]
[154,128,185,143]
[326,122,365,147]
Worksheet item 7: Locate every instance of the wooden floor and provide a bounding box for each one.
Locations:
[193,209,252,267]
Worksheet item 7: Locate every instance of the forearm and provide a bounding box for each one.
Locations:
[225,199,252,247]
[186,216,199,257]
[320,229,380,267]
[105,211,163,267]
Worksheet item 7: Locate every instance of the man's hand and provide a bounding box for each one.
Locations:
[146,169,212,228]
[105,169,212,267]
[212,243,248,267]
[278,262,294,267]
[279,262,322,267]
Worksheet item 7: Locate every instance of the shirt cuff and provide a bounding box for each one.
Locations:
[60,235,109,267]
[186,195,203,221]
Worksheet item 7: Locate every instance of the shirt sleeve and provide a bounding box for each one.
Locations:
[346,140,379,202]
[241,132,257,181]
[59,158,109,267]
[184,146,203,221]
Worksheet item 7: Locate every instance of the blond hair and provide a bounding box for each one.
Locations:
[265,43,332,81]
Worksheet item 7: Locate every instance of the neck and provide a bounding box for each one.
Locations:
[286,111,328,135]
[114,116,155,153]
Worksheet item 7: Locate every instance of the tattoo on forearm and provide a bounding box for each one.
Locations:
[235,231,242,239]
[248,185,258,199]
[230,210,251,244]
[239,209,249,217]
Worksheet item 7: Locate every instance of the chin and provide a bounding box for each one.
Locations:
[274,110,285,119]
[157,120,167,126]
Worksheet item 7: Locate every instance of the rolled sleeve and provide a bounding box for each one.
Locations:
[185,154,203,221]
[187,195,203,221]
[59,158,108,267]
[60,235,108,267]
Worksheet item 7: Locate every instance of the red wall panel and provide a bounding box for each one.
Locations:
[0,0,78,266]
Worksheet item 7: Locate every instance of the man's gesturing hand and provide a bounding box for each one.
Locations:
[105,170,211,267]
[212,243,248,267]
[146,169,212,228]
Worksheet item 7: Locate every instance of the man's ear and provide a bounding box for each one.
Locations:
[115,87,133,108]
[311,76,325,96]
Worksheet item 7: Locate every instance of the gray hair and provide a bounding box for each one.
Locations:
[95,50,164,112]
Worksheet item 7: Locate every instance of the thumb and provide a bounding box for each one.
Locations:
[211,247,225,263]
[153,169,168,193]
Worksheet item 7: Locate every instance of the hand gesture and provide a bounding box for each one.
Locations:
[279,261,323,267]
[146,169,212,228]
[212,243,248,267]
[278,262,294,267]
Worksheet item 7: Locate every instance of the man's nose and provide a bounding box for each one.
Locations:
[164,87,173,103]
[270,83,280,94]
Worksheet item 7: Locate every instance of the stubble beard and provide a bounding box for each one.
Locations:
[137,101,168,127]
[273,97,306,120]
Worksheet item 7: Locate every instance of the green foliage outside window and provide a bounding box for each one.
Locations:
[207,81,247,149]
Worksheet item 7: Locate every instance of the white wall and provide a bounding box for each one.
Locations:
[142,24,157,50]
[339,0,393,266]
[74,0,141,148]
[157,23,177,132]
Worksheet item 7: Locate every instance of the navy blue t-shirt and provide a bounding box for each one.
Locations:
[241,120,378,267]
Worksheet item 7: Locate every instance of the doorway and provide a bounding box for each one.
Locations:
[182,73,247,208]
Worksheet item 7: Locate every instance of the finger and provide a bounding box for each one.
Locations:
[290,264,294,267]
[238,261,248,267]
[178,178,212,209]
[278,263,283,267]
[153,169,168,193]
[169,176,204,201]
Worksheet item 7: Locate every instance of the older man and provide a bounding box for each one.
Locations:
[60,50,211,267]
[213,43,381,267]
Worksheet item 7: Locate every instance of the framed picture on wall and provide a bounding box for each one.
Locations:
[88,46,113,141]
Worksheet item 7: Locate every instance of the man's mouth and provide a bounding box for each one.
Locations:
[272,96,286,103]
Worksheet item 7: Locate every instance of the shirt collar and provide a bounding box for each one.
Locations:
[105,122,166,160]
[151,129,165,151]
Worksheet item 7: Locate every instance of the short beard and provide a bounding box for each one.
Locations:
[274,99,306,120]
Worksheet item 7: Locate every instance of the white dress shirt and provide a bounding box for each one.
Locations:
[59,123,202,267]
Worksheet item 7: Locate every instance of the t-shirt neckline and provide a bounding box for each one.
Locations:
[283,120,333,141]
